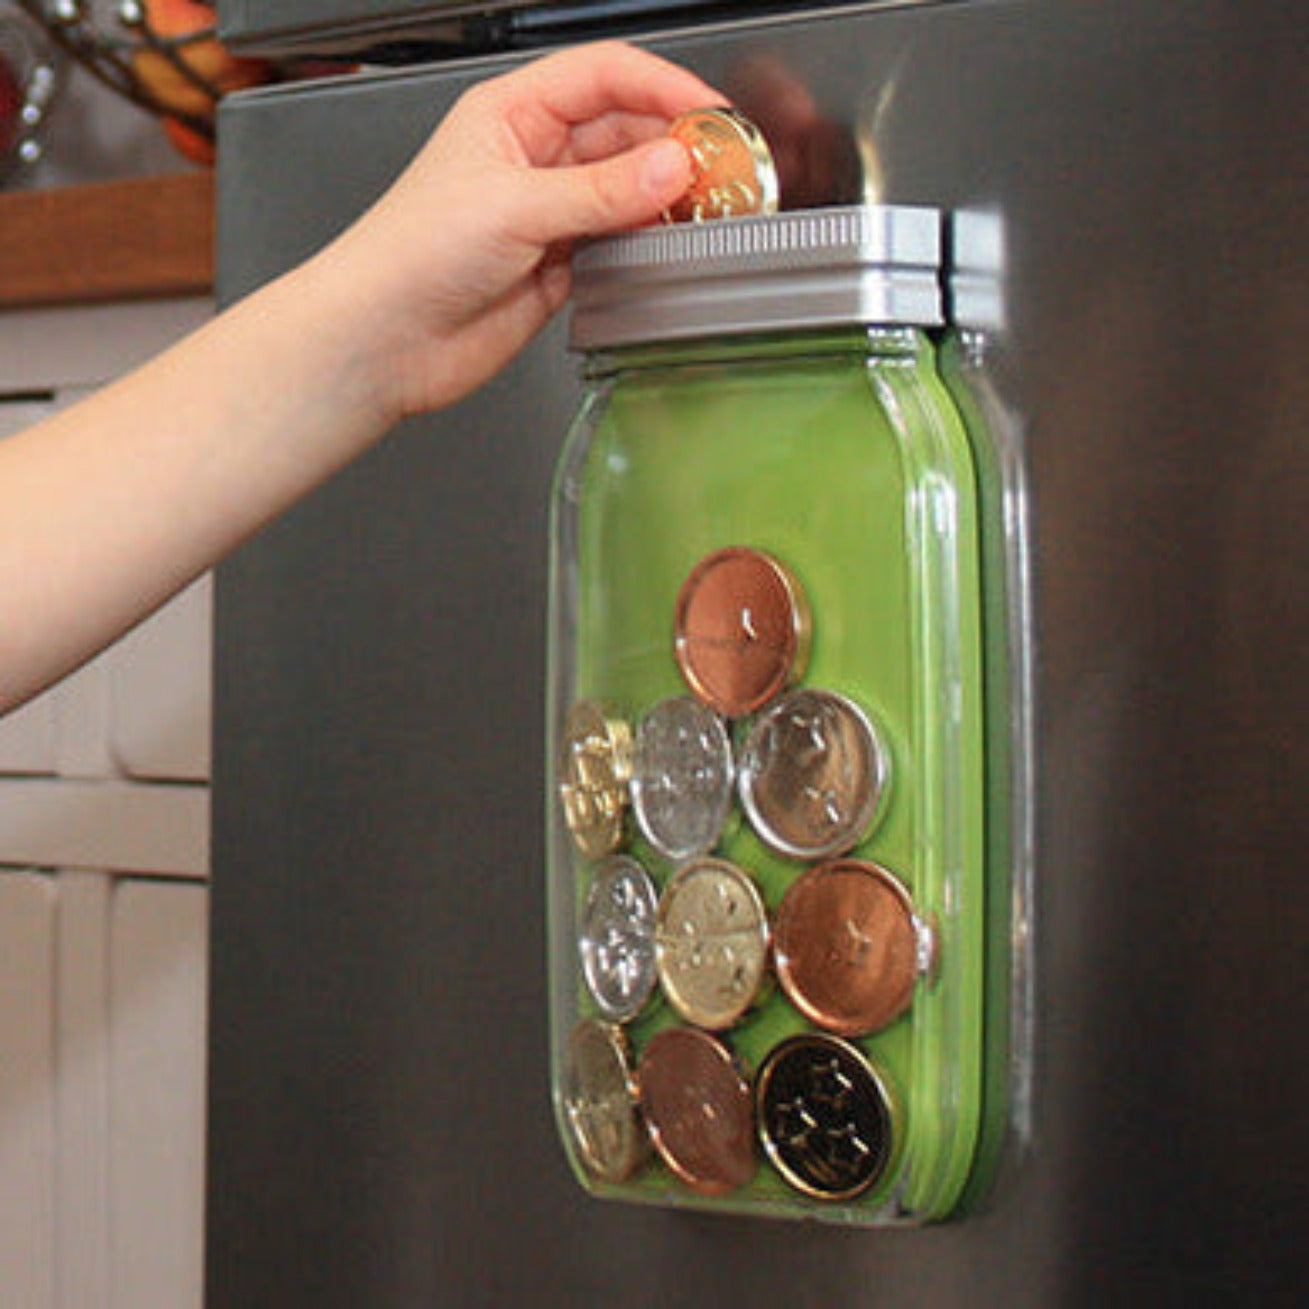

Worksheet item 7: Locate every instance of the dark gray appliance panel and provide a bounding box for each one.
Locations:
[210,3,1308,1305]
[216,0,942,58]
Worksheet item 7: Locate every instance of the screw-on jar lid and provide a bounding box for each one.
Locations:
[569,204,942,351]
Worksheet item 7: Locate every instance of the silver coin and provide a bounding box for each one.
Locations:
[738,688,888,860]
[630,696,734,862]
[578,854,659,1022]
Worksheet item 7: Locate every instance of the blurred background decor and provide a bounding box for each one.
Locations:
[11,1,344,169]
[0,3,60,179]
[14,0,270,164]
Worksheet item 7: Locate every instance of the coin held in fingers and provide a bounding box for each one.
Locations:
[664,107,779,224]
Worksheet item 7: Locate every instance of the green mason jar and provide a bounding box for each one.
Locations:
[548,207,990,1225]
[938,209,1035,1208]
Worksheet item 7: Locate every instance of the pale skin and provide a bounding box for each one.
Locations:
[0,42,725,712]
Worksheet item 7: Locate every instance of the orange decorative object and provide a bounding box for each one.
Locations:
[163,114,214,166]
[131,0,270,124]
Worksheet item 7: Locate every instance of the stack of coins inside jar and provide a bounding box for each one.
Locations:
[559,545,937,1206]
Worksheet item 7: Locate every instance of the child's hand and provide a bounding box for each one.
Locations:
[0,44,726,711]
[314,41,726,423]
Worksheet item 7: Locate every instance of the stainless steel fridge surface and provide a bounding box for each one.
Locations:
[217,0,922,57]
[210,2,1307,1303]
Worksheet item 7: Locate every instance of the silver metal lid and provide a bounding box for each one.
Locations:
[570,204,942,351]
[948,209,1006,332]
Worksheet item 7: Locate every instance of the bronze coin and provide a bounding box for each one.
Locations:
[773,859,923,1037]
[674,547,810,719]
[664,107,779,224]
[637,1026,756,1196]
[756,1033,896,1201]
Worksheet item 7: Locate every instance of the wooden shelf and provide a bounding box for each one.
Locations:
[0,172,214,310]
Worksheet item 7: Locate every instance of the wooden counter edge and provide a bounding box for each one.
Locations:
[0,172,215,310]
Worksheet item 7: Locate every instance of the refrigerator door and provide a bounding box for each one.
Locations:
[218,0,511,55]
[209,2,1307,1304]
[216,0,826,57]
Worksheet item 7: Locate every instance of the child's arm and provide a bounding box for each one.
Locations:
[0,42,719,711]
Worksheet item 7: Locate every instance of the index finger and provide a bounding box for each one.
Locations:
[494,41,728,157]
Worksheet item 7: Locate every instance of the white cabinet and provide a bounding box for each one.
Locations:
[111,576,212,782]
[0,693,57,775]
[0,873,57,1309]
[0,298,212,1308]
[109,880,208,1308]
[0,872,208,1309]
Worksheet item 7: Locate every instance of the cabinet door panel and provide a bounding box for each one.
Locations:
[0,872,56,1309]
[110,880,208,1309]
[54,873,112,1309]
[110,575,213,783]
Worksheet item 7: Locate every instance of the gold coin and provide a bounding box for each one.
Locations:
[655,857,770,1031]
[664,107,779,224]
[562,1019,647,1184]
[558,701,633,859]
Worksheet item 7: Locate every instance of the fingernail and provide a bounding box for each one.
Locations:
[641,139,690,197]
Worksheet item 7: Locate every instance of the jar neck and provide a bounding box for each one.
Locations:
[949,327,992,369]
[580,326,930,379]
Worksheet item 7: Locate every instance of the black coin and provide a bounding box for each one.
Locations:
[755,1034,894,1200]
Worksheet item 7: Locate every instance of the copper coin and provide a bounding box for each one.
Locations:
[674,547,810,719]
[756,1033,896,1201]
[562,1019,648,1185]
[664,107,779,224]
[738,688,888,860]
[655,858,770,1031]
[558,701,633,859]
[637,1026,756,1195]
[773,859,923,1037]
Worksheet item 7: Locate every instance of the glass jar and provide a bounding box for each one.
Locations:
[547,207,989,1225]
[938,210,1035,1206]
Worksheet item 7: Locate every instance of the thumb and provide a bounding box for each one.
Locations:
[520,138,692,245]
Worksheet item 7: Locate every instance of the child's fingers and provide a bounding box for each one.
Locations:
[513,137,692,246]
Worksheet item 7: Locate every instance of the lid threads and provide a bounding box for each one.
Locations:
[571,204,943,350]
